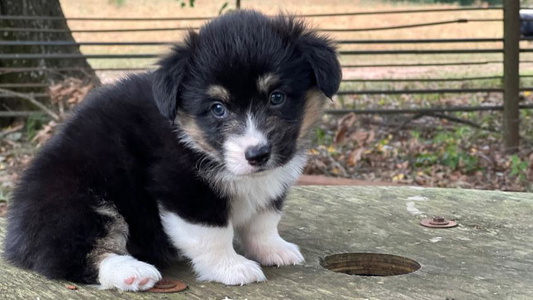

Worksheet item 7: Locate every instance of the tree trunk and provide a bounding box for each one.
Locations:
[0,0,100,125]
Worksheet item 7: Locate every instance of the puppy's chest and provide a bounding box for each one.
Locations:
[220,173,288,227]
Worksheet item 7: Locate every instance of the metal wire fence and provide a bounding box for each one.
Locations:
[0,3,531,148]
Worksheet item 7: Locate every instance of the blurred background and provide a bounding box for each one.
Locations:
[0,0,532,211]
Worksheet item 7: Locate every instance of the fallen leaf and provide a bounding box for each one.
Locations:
[347,148,365,167]
[0,203,7,217]
[392,173,405,182]
[349,131,369,146]
[333,113,357,144]
[337,113,357,129]
[333,126,349,145]
[367,129,375,144]
[31,121,57,145]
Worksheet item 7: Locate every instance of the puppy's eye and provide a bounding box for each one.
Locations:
[211,102,227,118]
[270,91,285,106]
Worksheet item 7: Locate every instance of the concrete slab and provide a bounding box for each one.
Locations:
[1,186,532,300]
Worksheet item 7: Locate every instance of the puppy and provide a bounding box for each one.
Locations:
[4,10,341,291]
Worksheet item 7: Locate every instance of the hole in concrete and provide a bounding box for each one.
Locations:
[320,253,421,276]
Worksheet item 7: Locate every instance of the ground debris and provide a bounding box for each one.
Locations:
[305,110,533,192]
[0,202,7,217]
[49,77,93,113]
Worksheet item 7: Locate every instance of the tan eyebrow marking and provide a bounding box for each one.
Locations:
[206,85,231,102]
[257,73,280,93]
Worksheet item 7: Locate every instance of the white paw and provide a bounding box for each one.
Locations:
[245,237,304,267]
[98,254,162,291]
[195,254,266,286]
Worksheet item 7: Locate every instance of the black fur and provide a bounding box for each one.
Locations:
[4,10,341,284]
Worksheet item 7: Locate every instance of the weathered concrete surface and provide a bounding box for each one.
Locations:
[1,186,532,300]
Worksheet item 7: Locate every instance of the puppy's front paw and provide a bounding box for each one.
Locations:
[245,237,304,267]
[98,254,162,291]
[195,254,266,285]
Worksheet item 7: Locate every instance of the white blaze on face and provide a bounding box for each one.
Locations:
[224,114,268,175]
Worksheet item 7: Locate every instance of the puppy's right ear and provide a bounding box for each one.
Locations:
[152,31,197,120]
[296,35,342,99]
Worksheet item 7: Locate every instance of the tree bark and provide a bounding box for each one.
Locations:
[0,0,99,125]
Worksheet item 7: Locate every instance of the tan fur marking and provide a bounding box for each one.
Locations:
[298,88,327,141]
[257,73,279,93]
[87,205,129,266]
[179,115,218,155]
[206,85,230,102]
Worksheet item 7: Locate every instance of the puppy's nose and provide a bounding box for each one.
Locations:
[245,145,271,166]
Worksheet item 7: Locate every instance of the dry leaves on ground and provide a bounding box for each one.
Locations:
[305,112,533,192]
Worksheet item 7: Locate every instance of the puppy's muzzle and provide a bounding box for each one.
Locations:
[245,145,271,166]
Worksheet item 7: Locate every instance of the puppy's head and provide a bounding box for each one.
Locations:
[153,10,341,176]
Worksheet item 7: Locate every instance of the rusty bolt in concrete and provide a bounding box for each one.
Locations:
[420,216,458,228]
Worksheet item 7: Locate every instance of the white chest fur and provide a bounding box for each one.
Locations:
[212,153,307,227]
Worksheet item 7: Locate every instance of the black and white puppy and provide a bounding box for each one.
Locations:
[4,10,341,291]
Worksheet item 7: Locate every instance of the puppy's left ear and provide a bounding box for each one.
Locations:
[152,31,197,120]
[297,36,342,98]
